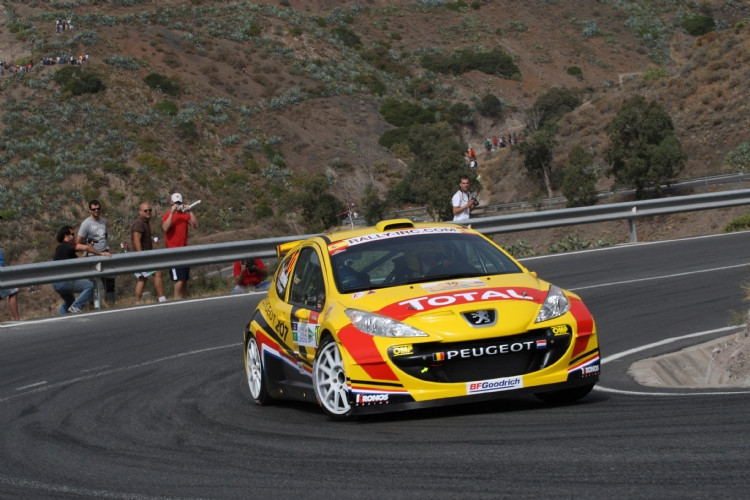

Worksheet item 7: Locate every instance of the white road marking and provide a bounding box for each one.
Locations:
[15,381,47,391]
[595,324,750,396]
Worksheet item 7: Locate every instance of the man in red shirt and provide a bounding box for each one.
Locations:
[231,259,268,294]
[162,192,199,299]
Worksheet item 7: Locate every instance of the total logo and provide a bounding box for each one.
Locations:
[467,376,523,394]
[399,288,534,311]
[355,393,390,405]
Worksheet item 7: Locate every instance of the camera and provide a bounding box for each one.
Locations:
[177,200,202,213]
[242,260,256,270]
[471,197,479,207]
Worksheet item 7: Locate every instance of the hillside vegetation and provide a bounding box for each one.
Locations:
[1,0,750,267]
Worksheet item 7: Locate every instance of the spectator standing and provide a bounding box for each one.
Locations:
[231,259,268,294]
[77,199,115,305]
[131,202,167,304]
[0,247,20,321]
[452,175,476,222]
[162,192,198,299]
[53,225,111,315]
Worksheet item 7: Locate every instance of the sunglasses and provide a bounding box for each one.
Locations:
[143,209,152,213]
[90,207,101,211]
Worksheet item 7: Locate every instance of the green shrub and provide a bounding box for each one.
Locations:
[143,73,181,97]
[379,99,434,127]
[642,67,668,82]
[104,55,141,71]
[331,26,362,48]
[154,100,178,116]
[724,142,750,172]
[477,93,503,117]
[103,161,134,177]
[567,66,582,77]
[420,47,520,80]
[502,239,536,258]
[254,200,273,219]
[724,214,750,232]
[53,66,106,96]
[681,15,715,36]
[378,127,411,149]
[175,120,199,143]
[135,153,169,174]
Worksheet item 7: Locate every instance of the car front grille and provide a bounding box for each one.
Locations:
[387,328,571,383]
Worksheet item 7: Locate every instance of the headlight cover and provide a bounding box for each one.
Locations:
[535,285,570,323]
[345,309,428,337]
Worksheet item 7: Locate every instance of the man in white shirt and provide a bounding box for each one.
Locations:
[452,175,476,222]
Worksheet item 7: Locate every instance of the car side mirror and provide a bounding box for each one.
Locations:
[294,309,311,321]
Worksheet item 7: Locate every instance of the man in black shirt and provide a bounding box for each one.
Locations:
[52,225,111,315]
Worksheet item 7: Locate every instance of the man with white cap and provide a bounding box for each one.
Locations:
[162,192,199,299]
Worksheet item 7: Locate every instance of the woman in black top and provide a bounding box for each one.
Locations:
[52,225,111,314]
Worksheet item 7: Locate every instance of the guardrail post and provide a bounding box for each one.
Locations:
[628,218,637,242]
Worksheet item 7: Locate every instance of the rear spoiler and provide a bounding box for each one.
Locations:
[276,240,303,258]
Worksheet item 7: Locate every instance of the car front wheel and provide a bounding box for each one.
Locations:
[245,336,272,405]
[312,337,353,419]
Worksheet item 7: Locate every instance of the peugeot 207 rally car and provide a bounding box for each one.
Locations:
[243,219,600,419]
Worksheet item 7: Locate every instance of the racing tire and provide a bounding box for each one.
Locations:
[534,383,595,405]
[312,336,353,420]
[245,336,272,406]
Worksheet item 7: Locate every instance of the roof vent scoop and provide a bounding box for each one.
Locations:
[375,219,415,232]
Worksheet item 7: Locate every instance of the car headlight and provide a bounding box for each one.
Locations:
[535,285,570,323]
[345,309,428,337]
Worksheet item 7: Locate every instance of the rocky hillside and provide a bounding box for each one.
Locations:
[1,0,749,267]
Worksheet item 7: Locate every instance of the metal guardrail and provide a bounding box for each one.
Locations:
[2,189,750,289]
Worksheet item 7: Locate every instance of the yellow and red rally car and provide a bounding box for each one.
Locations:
[243,219,599,419]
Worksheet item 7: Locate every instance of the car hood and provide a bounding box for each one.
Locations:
[336,273,553,339]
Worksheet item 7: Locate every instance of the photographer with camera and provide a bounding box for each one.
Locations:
[162,192,199,299]
[452,175,478,222]
[231,258,268,294]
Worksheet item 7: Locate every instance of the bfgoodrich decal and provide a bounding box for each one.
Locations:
[466,376,523,394]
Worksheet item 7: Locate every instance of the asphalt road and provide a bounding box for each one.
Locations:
[1,232,749,499]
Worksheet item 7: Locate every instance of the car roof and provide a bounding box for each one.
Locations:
[276,219,473,258]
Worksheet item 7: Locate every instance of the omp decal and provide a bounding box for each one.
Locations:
[467,376,524,394]
[421,278,487,292]
[338,326,399,381]
[391,345,414,356]
[551,325,570,335]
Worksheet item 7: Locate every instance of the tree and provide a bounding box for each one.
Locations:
[288,174,344,232]
[389,122,479,221]
[361,183,388,225]
[516,125,558,198]
[604,96,687,199]
[562,146,598,207]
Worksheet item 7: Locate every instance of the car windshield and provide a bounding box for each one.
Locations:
[329,230,524,293]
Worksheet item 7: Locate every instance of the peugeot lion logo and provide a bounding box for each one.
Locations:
[463,309,497,327]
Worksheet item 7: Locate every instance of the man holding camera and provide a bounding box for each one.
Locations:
[162,192,199,299]
[452,175,477,222]
[231,259,268,294]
